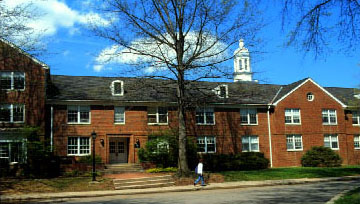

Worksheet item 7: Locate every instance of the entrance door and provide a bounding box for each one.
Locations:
[109,138,128,163]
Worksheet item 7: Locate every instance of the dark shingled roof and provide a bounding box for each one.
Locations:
[47,75,359,106]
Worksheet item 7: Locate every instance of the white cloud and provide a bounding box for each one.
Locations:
[93,32,229,72]
[1,0,109,37]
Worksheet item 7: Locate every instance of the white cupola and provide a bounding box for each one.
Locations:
[233,39,253,82]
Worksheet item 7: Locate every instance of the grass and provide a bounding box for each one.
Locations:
[221,166,360,182]
[0,176,114,195]
[334,187,360,204]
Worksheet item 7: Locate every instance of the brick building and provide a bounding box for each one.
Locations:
[1,39,359,167]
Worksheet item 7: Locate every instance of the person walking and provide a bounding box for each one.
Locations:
[194,158,206,186]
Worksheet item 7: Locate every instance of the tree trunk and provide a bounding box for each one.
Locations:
[177,69,190,175]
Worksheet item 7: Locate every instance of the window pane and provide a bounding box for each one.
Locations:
[118,142,124,153]
[114,82,122,94]
[0,143,9,158]
[286,136,294,150]
[109,142,115,153]
[10,143,22,162]
[354,135,360,148]
[240,109,248,123]
[352,112,359,125]
[0,105,11,122]
[294,136,302,149]
[115,107,125,123]
[158,107,167,115]
[67,137,78,155]
[158,107,168,123]
[13,72,25,89]
[13,105,24,122]
[158,114,168,123]
[205,111,214,124]
[79,137,90,154]
[197,137,205,152]
[0,72,11,89]
[148,115,157,123]
[196,109,205,124]
[79,106,90,123]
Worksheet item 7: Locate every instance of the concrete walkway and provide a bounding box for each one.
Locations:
[1,176,359,203]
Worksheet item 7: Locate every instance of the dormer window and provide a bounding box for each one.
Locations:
[213,84,228,98]
[111,80,124,96]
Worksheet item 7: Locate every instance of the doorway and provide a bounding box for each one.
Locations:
[109,137,128,163]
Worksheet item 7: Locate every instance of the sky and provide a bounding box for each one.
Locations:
[3,0,360,88]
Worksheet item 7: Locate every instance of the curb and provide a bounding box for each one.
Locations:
[1,176,359,203]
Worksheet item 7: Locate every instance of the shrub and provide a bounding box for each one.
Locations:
[201,152,269,172]
[138,130,197,168]
[301,146,342,167]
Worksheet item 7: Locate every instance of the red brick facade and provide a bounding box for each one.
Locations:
[1,40,359,168]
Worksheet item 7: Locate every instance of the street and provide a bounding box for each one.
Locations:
[38,179,359,204]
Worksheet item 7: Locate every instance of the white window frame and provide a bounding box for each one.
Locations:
[322,109,337,125]
[354,135,360,149]
[197,136,216,153]
[67,105,91,124]
[324,134,339,150]
[67,137,91,156]
[286,134,303,151]
[213,85,228,98]
[0,71,25,91]
[307,92,314,101]
[285,109,301,125]
[0,104,25,123]
[114,106,125,124]
[241,135,259,152]
[240,108,258,125]
[147,107,168,125]
[196,107,215,125]
[0,140,27,163]
[110,80,124,96]
[352,111,360,126]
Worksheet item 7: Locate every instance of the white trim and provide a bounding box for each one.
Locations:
[286,134,303,151]
[322,109,338,125]
[67,137,91,156]
[241,135,260,152]
[110,80,124,96]
[273,78,347,108]
[285,108,301,125]
[0,38,49,69]
[213,84,229,98]
[324,134,339,150]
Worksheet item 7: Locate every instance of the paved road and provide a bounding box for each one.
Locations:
[39,179,360,204]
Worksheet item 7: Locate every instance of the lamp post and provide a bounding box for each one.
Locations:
[91,131,97,182]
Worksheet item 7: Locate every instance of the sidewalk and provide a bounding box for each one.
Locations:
[1,176,359,203]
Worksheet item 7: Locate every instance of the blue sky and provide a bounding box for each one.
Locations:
[4,0,360,88]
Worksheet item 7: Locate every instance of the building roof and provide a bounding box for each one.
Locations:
[47,75,360,107]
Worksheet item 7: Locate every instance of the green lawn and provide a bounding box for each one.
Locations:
[221,166,360,182]
[334,187,360,204]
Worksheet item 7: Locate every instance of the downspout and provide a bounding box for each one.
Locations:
[267,87,283,168]
[267,105,273,168]
[50,105,53,152]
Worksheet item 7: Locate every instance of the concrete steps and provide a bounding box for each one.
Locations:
[113,175,175,190]
[103,163,144,174]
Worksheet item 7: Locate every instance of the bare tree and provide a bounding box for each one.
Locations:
[281,0,360,57]
[91,0,263,175]
[0,1,45,54]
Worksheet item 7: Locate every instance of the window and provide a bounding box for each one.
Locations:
[111,80,124,96]
[242,135,259,152]
[307,92,314,101]
[244,58,248,70]
[114,106,125,124]
[352,111,360,125]
[285,109,301,124]
[324,134,339,150]
[240,108,257,125]
[0,104,24,123]
[196,107,215,125]
[213,85,228,98]
[0,72,25,90]
[239,59,243,70]
[197,136,216,153]
[322,109,337,125]
[286,135,303,151]
[0,142,25,163]
[354,135,360,149]
[67,137,90,155]
[67,106,90,124]
[147,107,168,124]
